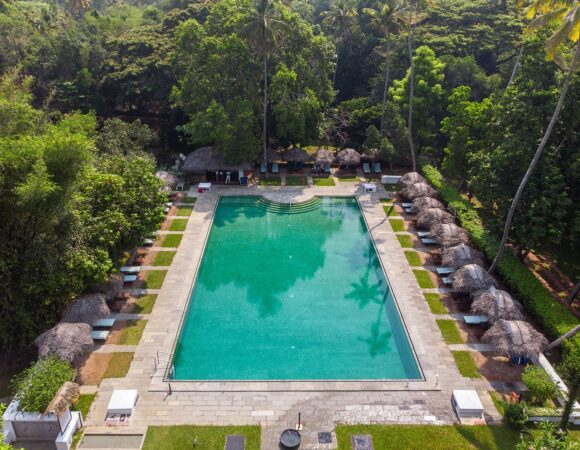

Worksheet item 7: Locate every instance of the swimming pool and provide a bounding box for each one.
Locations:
[171,196,421,380]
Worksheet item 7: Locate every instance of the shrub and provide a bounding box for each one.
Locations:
[11,357,75,413]
[521,366,559,405]
[504,402,529,430]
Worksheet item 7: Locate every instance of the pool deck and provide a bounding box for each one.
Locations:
[81,182,501,449]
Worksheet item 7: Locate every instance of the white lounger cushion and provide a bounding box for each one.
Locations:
[464,315,489,325]
[91,330,110,340]
[94,318,116,328]
[417,231,430,237]
[402,203,412,208]
[107,390,139,415]
[120,266,141,274]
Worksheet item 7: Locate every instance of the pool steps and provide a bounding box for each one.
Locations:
[220,196,323,214]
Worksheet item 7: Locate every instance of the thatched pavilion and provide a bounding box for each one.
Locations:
[314,148,335,164]
[337,148,361,168]
[471,288,525,323]
[401,182,437,200]
[416,208,455,230]
[450,264,497,293]
[282,147,310,162]
[431,223,470,247]
[44,382,80,416]
[399,172,426,187]
[182,147,251,182]
[35,323,93,365]
[482,320,549,359]
[441,244,485,269]
[61,293,109,326]
[409,196,445,214]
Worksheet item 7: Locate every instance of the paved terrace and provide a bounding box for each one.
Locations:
[82,182,500,449]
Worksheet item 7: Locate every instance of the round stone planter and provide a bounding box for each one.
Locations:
[279,429,301,449]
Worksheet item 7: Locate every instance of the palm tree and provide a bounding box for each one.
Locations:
[321,0,358,88]
[363,0,404,137]
[489,0,580,274]
[241,0,288,165]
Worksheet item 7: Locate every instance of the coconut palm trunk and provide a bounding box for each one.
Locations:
[407,0,417,172]
[333,46,340,87]
[380,35,392,135]
[489,39,580,274]
[546,324,580,351]
[262,56,268,164]
[507,45,524,88]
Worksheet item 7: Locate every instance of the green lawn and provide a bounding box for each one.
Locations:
[337,175,359,182]
[382,183,399,192]
[312,176,335,186]
[389,219,405,232]
[335,424,520,450]
[103,352,134,378]
[72,394,95,419]
[436,319,463,344]
[489,391,506,416]
[405,250,422,266]
[115,320,147,345]
[413,269,435,288]
[142,426,261,450]
[452,351,481,378]
[130,294,157,314]
[161,234,182,248]
[152,251,176,266]
[396,235,414,248]
[168,219,188,231]
[424,293,448,314]
[383,204,399,216]
[180,197,197,204]
[143,270,167,289]
[380,197,392,203]
[258,176,281,186]
[285,175,307,186]
[175,205,193,216]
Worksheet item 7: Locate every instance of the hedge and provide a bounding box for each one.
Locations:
[421,165,580,361]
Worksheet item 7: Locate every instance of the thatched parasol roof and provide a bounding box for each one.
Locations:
[35,323,93,365]
[441,244,485,269]
[450,263,497,293]
[401,182,437,200]
[482,320,548,358]
[337,148,361,166]
[431,223,470,247]
[182,147,252,173]
[282,147,309,162]
[61,293,109,326]
[45,382,79,416]
[409,196,445,214]
[416,208,455,230]
[471,288,525,323]
[399,172,426,187]
[314,148,335,164]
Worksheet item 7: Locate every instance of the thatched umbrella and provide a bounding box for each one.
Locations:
[441,244,485,269]
[282,147,309,162]
[450,264,497,293]
[35,323,93,364]
[471,288,525,323]
[431,223,470,247]
[61,293,109,326]
[409,196,445,214]
[314,148,335,164]
[401,182,437,200]
[399,171,426,187]
[482,320,549,359]
[45,382,79,416]
[182,146,251,172]
[416,208,455,230]
[337,148,361,167]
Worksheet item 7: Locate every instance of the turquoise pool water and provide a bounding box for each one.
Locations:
[172,196,421,380]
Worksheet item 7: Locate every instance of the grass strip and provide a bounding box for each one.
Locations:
[413,269,435,288]
[168,219,188,231]
[436,319,463,344]
[152,251,176,266]
[175,206,193,216]
[452,351,481,378]
[258,177,281,186]
[142,426,261,450]
[404,250,422,266]
[143,270,167,289]
[161,234,182,248]
[130,294,157,314]
[103,352,134,378]
[312,176,335,186]
[396,235,413,248]
[115,320,147,345]
[383,204,399,216]
[424,293,448,314]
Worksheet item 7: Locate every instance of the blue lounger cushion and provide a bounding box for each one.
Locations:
[94,318,116,328]
[272,162,279,173]
[123,274,137,283]
[363,163,371,174]
[436,267,454,275]
[441,276,453,286]
[374,162,381,173]
[91,330,110,341]
[421,238,438,246]
[464,315,489,325]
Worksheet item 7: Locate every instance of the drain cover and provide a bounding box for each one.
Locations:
[318,432,332,444]
[225,435,245,450]
[351,434,373,450]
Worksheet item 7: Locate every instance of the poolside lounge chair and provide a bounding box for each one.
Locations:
[260,163,267,174]
[464,315,489,326]
[163,207,169,214]
[436,267,454,276]
[120,266,141,274]
[123,274,137,283]
[402,202,413,208]
[405,207,415,215]
[143,238,154,246]
[165,202,173,207]
[323,163,331,173]
[374,162,381,173]
[441,276,453,286]
[94,318,116,328]
[363,163,371,174]
[91,330,110,341]
[239,176,248,186]
[272,162,279,174]
[417,231,430,238]
[176,181,185,191]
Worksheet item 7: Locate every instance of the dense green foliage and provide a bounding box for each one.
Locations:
[521,366,559,406]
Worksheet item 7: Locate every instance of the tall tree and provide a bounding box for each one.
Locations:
[489,0,580,273]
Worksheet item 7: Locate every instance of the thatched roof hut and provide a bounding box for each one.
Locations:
[182,147,252,173]
[282,147,309,162]
[441,244,485,269]
[431,223,470,247]
[399,172,426,187]
[482,320,548,359]
[35,323,93,365]
[416,208,455,230]
[409,196,445,214]
[45,382,80,416]
[314,148,335,164]
[450,264,497,293]
[337,148,361,166]
[401,182,437,200]
[471,288,525,323]
[61,293,109,326]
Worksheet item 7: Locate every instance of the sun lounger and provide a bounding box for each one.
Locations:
[165,202,173,207]
[405,207,415,214]
[239,176,248,186]
[176,181,185,191]
[374,162,381,173]
[323,163,331,173]
[441,276,453,286]
[421,238,438,246]
[402,203,413,208]
[417,231,430,238]
[464,315,489,325]
[123,274,137,283]
[436,267,454,276]
[143,238,154,246]
[91,330,110,341]
[94,318,116,328]
[363,163,371,174]
[260,163,267,174]
[163,207,169,214]
[120,266,141,274]
[272,162,279,173]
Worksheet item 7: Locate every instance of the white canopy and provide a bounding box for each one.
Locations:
[107,390,138,415]
[453,390,483,413]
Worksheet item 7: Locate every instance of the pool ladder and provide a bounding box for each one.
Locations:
[153,351,174,395]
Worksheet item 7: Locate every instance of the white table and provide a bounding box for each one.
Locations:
[363,183,376,193]
[199,182,212,192]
